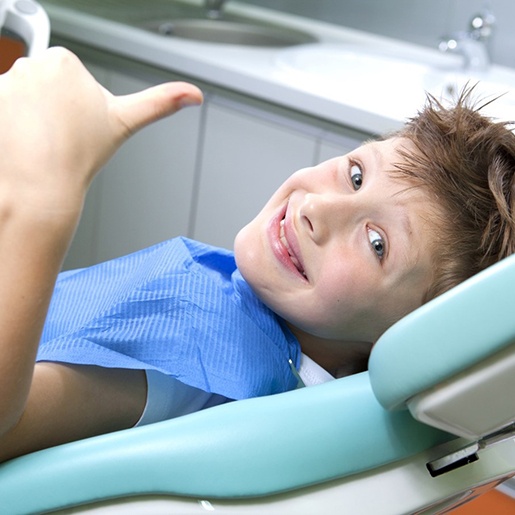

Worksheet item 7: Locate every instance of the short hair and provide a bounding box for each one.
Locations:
[391,86,515,302]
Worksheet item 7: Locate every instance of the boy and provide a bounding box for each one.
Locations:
[0,49,513,462]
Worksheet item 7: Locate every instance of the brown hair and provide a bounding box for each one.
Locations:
[392,86,515,302]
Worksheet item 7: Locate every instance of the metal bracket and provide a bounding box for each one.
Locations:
[427,422,515,478]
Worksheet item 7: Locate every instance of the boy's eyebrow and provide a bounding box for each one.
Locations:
[401,211,414,241]
[366,141,384,169]
[392,197,422,275]
[376,201,410,273]
[371,140,383,157]
[398,209,414,250]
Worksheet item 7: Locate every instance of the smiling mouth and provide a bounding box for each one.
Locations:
[279,218,307,279]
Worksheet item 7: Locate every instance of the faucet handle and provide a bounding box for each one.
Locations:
[469,10,496,40]
[438,7,495,73]
[205,0,226,19]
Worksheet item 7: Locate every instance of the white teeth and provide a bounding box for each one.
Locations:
[279,218,306,278]
[279,219,288,249]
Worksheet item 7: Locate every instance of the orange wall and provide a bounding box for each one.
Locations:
[452,490,515,514]
[0,37,26,74]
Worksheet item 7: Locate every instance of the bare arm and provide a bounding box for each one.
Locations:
[0,48,202,442]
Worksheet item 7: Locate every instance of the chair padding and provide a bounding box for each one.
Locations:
[0,373,452,514]
[369,254,515,411]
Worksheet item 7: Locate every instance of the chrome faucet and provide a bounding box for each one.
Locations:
[439,9,496,73]
[205,0,226,19]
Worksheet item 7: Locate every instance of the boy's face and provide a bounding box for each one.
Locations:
[234,138,438,344]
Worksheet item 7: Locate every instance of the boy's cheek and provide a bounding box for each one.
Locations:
[234,222,269,291]
[233,226,253,272]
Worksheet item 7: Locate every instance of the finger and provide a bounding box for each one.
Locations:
[112,82,203,138]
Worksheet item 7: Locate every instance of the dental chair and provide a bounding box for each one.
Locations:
[0,0,49,73]
[1,3,514,513]
[0,254,514,514]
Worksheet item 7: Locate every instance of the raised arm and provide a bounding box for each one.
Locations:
[0,47,202,438]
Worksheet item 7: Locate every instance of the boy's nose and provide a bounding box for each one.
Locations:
[299,192,354,245]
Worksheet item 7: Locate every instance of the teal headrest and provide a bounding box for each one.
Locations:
[369,253,515,411]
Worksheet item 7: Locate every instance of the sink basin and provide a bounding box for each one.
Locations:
[275,44,515,119]
[275,44,435,113]
[142,19,317,47]
[41,0,316,48]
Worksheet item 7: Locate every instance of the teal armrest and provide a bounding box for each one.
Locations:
[0,372,452,514]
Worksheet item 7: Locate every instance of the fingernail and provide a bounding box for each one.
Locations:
[179,95,203,108]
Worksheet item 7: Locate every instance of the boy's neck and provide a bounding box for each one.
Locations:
[288,324,373,378]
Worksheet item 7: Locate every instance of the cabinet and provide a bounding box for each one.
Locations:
[60,41,370,268]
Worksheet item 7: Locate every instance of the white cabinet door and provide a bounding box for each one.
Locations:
[64,66,202,268]
[94,71,201,263]
[192,96,318,249]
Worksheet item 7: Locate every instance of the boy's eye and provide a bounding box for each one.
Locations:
[350,164,363,191]
[368,229,385,259]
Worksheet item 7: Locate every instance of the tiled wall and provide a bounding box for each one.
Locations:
[237,0,515,69]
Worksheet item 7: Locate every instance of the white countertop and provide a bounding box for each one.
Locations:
[40,0,515,135]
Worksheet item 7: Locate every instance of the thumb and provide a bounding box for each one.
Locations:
[111,81,203,138]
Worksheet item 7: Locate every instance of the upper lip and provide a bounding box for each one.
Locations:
[279,207,307,280]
